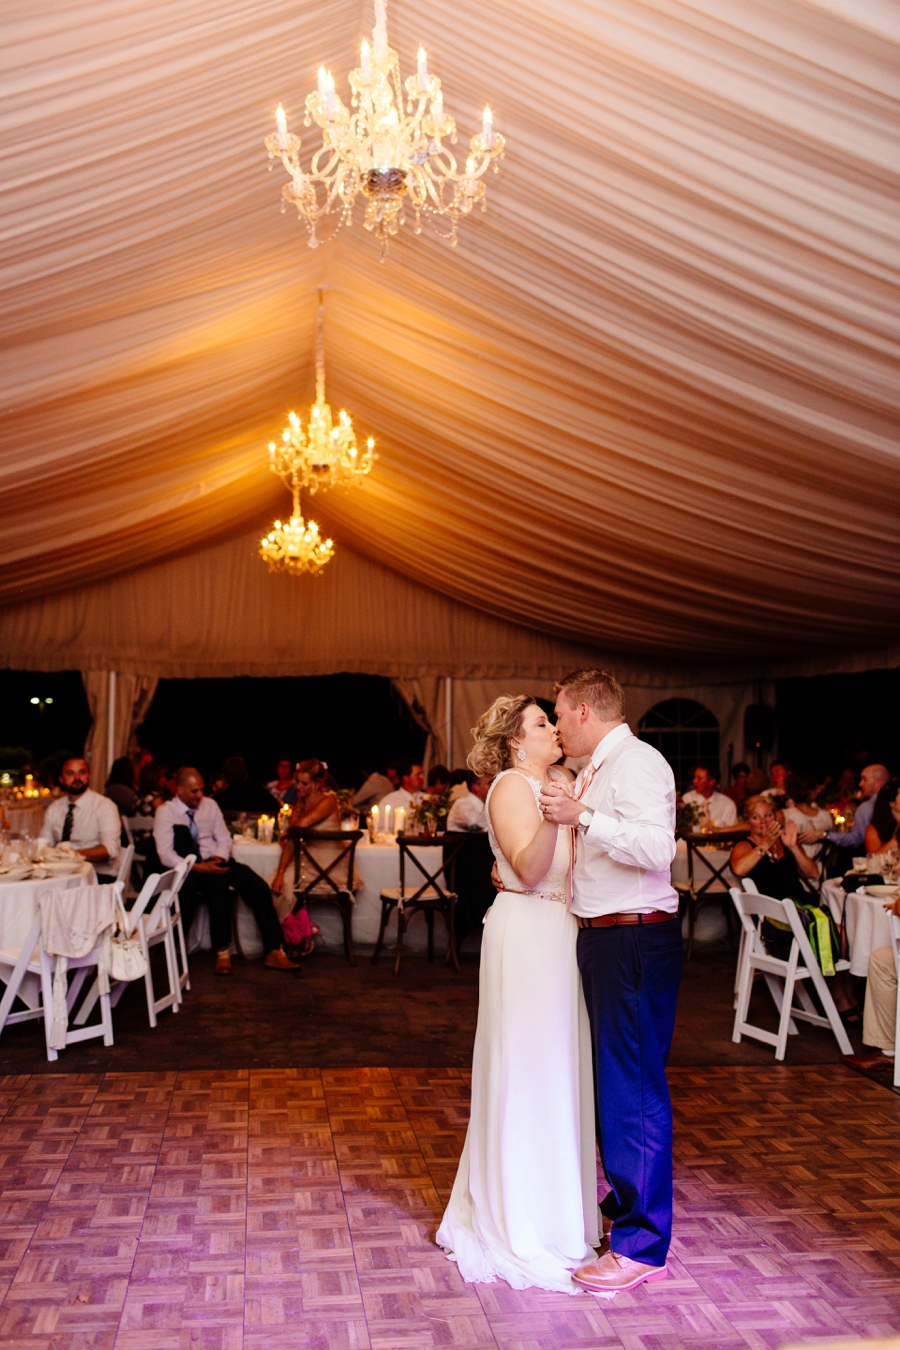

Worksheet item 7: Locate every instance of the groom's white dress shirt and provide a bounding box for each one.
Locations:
[571,723,678,918]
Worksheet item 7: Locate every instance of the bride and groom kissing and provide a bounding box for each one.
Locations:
[436,669,682,1296]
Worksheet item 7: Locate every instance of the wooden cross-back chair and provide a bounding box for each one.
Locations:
[372,833,465,976]
[288,828,362,965]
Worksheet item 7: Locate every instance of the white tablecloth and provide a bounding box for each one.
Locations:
[228,837,445,956]
[0,862,97,1009]
[821,878,895,978]
[671,839,735,943]
[3,802,47,837]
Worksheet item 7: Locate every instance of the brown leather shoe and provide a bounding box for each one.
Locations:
[215,951,232,976]
[572,1250,667,1295]
[263,948,302,971]
[847,1051,895,1071]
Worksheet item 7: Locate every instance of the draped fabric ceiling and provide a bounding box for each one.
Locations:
[1,0,899,668]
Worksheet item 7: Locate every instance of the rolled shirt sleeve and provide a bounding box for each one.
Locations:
[827,796,873,849]
[583,758,677,873]
[97,797,121,861]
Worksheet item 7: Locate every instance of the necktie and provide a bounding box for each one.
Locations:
[186,809,200,845]
[566,761,596,910]
[61,803,75,842]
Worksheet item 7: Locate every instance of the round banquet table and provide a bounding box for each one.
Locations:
[226,836,446,957]
[821,878,896,978]
[0,862,98,1010]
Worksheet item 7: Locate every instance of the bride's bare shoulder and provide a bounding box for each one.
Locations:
[489,771,537,810]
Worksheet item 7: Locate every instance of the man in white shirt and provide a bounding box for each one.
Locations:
[39,758,121,874]
[682,765,738,827]
[154,767,300,975]
[540,669,681,1296]
[446,774,492,831]
[378,760,424,814]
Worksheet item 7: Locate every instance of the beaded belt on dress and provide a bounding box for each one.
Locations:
[504,888,567,905]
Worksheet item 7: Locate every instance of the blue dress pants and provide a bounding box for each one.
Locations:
[576,916,682,1267]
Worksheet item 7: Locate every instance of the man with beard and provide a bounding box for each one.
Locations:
[39,757,122,877]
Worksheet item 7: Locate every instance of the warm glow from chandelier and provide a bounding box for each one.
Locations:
[260,488,335,577]
[259,295,374,576]
[265,0,505,256]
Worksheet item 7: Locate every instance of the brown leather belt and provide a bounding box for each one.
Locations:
[576,911,677,929]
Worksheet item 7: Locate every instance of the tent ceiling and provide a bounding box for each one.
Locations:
[1,0,898,662]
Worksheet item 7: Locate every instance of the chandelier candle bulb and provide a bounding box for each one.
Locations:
[482,105,493,147]
[324,72,335,118]
[275,104,288,148]
[432,90,443,123]
[361,39,371,77]
[317,66,327,99]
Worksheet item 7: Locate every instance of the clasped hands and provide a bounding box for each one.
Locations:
[193,856,229,874]
[538,778,584,826]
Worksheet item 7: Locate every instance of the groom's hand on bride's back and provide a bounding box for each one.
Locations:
[491,861,506,891]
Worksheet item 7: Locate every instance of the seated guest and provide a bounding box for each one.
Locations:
[104,756,138,817]
[267,758,295,804]
[682,764,738,827]
[426,764,451,796]
[784,772,833,858]
[155,767,300,975]
[39,758,121,877]
[379,759,424,814]
[271,761,351,930]
[723,762,750,813]
[448,768,475,803]
[744,768,769,800]
[213,756,280,815]
[729,795,818,900]
[762,762,790,804]
[802,763,890,855]
[864,781,900,860]
[447,774,493,831]
[352,762,394,811]
[851,890,900,1070]
[135,761,168,816]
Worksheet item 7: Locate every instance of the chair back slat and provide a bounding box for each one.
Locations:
[397,834,462,904]
[289,829,361,899]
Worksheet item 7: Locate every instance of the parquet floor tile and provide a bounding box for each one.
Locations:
[0,1064,895,1347]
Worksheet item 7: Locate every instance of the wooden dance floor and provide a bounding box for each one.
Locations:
[0,1064,898,1349]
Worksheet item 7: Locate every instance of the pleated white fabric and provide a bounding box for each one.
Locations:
[437,771,598,1293]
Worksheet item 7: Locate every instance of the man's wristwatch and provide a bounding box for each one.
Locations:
[578,808,594,831]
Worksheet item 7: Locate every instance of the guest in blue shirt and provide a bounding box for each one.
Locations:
[801,763,890,853]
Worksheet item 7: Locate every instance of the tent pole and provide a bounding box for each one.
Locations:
[445,676,453,768]
[107,671,117,784]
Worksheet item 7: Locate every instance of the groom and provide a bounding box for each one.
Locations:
[540,669,681,1294]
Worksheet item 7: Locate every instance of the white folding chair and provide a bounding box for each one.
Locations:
[77,857,194,1029]
[37,880,123,1058]
[114,843,135,895]
[731,887,853,1060]
[0,911,46,1038]
[890,912,900,1090]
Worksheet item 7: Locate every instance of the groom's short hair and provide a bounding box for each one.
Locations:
[555,669,625,721]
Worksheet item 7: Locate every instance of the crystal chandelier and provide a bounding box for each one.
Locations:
[259,294,374,575]
[267,298,375,494]
[265,0,505,256]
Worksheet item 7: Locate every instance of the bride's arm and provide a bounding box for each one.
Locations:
[490,774,561,889]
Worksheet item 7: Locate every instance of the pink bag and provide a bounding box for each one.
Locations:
[282,909,313,944]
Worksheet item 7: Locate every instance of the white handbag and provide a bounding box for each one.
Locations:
[109,913,149,982]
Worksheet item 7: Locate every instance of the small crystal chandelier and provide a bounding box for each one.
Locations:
[259,495,334,576]
[267,296,375,494]
[265,0,505,257]
[259,293,374,575]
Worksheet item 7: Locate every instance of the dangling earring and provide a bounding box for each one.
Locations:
[517,747,526,762]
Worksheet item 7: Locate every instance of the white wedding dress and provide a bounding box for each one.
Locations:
[436,768,599,1293]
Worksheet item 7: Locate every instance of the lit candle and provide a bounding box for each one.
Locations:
[417,45,427,83]
[324,71,336,118]
[432,90,443,124]
[361,39,371,77]
[318,65,327,98]
[275,103,288,148]
[371,805,379,831]
[268,441,276,460]
[482,105,493,148]
[384,804,392,836]
[394,807,405,836]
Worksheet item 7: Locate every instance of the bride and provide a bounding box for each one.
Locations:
[436,695,598,1293]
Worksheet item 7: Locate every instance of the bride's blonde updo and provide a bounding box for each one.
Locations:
[467,695,537,777]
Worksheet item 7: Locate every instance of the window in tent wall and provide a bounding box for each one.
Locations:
[638,699,720,794]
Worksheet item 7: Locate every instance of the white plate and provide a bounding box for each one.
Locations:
[39,861,81,875]
[865,884,899,898]
[0,867,33,881]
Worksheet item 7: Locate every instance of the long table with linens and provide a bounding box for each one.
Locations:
[0,863,98,1009]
